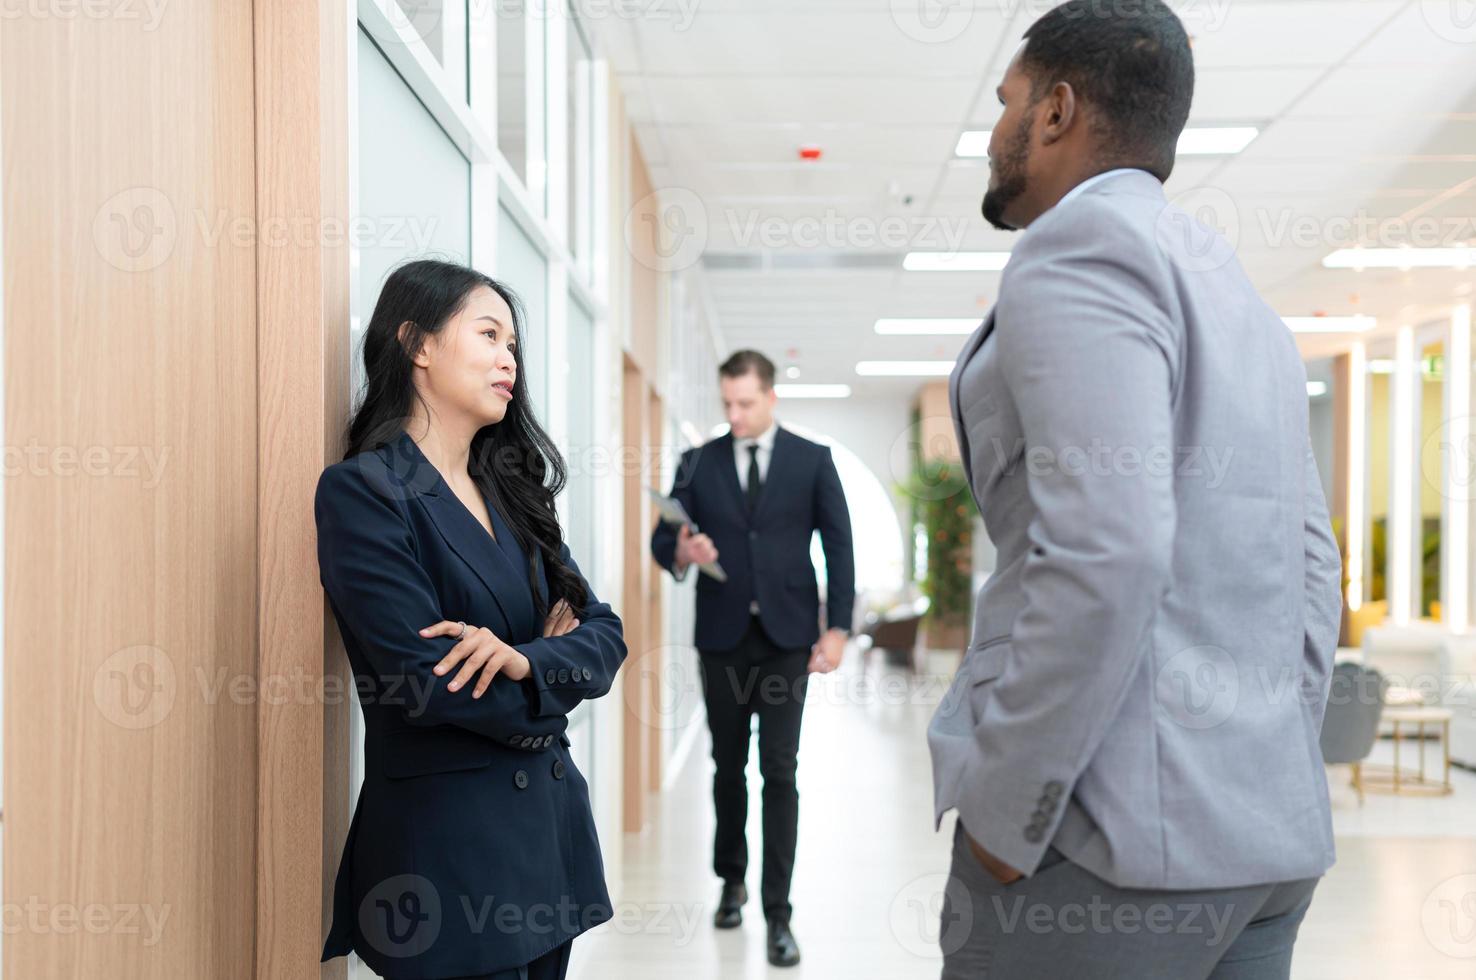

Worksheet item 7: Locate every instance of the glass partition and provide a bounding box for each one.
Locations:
[1365,347,1393,610]
[1416,330,1445,620]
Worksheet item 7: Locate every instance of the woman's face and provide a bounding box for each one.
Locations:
[413,285,520,429]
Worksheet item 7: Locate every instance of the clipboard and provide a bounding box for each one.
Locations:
[646,488,729,582]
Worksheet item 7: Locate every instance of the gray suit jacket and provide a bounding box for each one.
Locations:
[927,169,1343,890]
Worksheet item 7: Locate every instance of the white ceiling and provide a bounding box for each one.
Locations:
[587,0,1476,397]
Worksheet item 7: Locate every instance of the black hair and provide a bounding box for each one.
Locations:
[1020,0,1194,180]
[344,258,587,618]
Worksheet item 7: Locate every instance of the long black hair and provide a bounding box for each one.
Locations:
[344,258,587,619]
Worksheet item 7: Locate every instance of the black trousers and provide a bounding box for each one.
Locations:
[387,939,573,980]
[698,613,810,922]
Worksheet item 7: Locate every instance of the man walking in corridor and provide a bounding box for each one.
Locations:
[926,2,1343,977]
[651,349,855,968]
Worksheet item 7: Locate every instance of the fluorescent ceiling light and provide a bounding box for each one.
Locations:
[1283,315,1377,333]
[1176,126,1259,155]
[902,251,1011,272]
[874,317,981,335]
[856,361,955,377]
[1323,247,1476,269]
[775,383,851,399]
[1368,359,1395,374]
[954,126,1257,158]
[1306,381,1328,397]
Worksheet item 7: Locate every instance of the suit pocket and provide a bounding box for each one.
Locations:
[381,727,496,780]
[967,635,1011,685]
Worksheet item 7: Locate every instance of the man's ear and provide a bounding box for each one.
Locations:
[1040,81,1077,146]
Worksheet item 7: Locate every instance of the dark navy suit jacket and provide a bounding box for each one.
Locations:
[316,431,625,979]
[650,426,854,652]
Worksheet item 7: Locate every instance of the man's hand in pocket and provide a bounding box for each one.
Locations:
[963,826,1023,885]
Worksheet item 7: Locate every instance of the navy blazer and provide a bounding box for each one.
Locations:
[316,431,626,979]
[650,426,854,652]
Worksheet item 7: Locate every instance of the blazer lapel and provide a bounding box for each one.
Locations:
[949,312,996,479]
[386,433,526,634]
[752,427,790,524]
[712,432,750,526]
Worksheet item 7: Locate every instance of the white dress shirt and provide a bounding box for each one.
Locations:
[734,418,778,491]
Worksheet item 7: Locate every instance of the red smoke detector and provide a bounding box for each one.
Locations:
[798,145,822,161]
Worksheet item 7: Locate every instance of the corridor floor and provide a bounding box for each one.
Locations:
[571,649,1476,979]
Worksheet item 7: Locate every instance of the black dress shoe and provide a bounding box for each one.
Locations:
[713,881,746,929]
[767,917,801,967]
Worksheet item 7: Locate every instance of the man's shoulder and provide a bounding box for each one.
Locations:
[680,434,728,471]
[775,427,833,462]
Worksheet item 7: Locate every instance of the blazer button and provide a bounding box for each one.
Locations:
[519,736,534,749]
[581,667,592,681]
[557,668,570,684]
[545,668,557,685]
[749,531,757,541]
[1043,780,1065,798]
[541,735,554,748]
[513,769,529,790]
[1024,826,1045,844]
[507,734,523,747]
[553,760,566,780]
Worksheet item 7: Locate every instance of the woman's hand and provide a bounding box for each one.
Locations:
[420,620,531,697]
[543,599,581,638]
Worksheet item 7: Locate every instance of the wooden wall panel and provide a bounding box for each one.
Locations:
[252,1,350,977]
[917,381,961,462]
[2,4,259,978]
[621,358,652,832]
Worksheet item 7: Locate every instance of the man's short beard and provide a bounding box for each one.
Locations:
[981,113,1033,231]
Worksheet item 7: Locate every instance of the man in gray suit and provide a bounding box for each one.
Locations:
[926,2,1343,977]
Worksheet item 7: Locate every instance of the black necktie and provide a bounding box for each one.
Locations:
[746,444,762,515]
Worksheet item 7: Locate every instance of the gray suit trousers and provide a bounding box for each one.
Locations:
[940,821,1319,979]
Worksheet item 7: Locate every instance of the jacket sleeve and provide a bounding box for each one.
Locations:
[956,205,1180,876]
[518,543,628,718]
[315,463,562,745]
[651,448,700,579]
[814,446,855,632]
[1300,439,1343,731]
